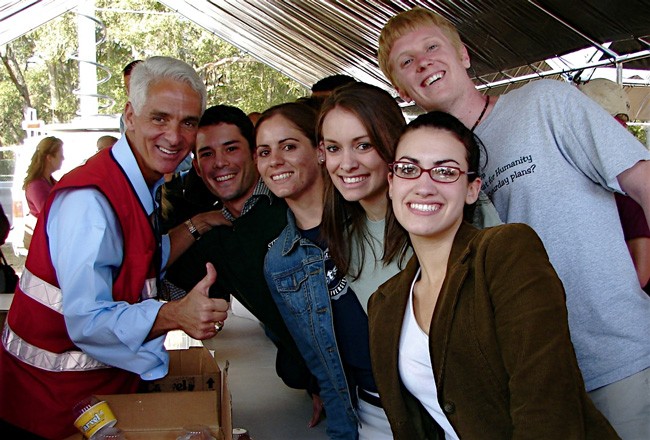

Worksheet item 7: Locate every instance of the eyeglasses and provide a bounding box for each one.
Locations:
[390,161,476,183]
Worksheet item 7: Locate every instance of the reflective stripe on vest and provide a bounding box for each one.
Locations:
[20,268,64,313]
[20,268,158,310]
[2,323,110,372]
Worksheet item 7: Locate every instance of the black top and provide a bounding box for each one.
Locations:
[165,196,303,360]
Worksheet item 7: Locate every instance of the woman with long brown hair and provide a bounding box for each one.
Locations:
[316,82,407,439]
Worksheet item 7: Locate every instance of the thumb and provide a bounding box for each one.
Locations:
[195,262,217,297]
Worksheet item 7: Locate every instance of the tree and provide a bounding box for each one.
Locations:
[0,0,308,147]
[628,124,647,146]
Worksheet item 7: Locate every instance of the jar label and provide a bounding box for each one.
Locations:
[73,400,117,438]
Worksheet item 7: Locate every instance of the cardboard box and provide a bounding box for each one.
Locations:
[141,347,220,393]
[65,347,231,440]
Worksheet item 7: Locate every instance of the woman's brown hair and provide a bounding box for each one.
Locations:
[317,82,406,278]
[23,136,63,190]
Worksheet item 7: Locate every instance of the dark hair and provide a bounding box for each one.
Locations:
[317,82,406,278]
[256,102,318,148]
[122,59,143,76]
[199,105,256,152]
[311,74,356,93]
[295,96,325,113]
[384,111,486,263]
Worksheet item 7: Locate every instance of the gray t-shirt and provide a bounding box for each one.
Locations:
[348,217,411,313]
[475,79,650,391]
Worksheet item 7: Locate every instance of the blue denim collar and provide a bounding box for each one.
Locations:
[279,210,303,256]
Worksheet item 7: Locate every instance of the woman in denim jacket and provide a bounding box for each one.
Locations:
[258,84,407,439]
[257,101,356,439]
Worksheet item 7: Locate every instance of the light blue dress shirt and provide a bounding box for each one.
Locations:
[47,136,171,380]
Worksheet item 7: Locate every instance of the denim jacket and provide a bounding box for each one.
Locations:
[264,210,358,439]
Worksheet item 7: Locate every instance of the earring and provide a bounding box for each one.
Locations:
[318,158,325,165]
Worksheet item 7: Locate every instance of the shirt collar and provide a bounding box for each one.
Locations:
[251,177,273,199]
[221,178,273,221]
[111,136,165,216]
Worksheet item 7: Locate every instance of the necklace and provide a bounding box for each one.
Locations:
[470,95,490,131]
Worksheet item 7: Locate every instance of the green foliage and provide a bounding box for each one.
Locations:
[94,0,308,115]
[628,124,647,146]
[0,0,308,147]
[0,79,24,146]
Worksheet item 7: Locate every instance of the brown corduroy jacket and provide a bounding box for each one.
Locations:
[368,222,619,439]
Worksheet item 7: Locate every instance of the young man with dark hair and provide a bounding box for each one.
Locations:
[166,104,323,427]
[122,59,143,93]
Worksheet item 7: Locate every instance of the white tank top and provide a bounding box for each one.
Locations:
[398,268,460,440]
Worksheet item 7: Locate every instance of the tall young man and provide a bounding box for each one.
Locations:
[378,7,650,439]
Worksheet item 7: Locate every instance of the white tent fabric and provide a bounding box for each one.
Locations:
[1,0,649,117]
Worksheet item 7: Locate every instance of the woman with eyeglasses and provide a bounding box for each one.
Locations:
[368,111,619,439]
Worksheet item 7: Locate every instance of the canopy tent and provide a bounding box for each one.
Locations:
[1,0,650,117]
[159,1,650,93]
[0,0,79,47]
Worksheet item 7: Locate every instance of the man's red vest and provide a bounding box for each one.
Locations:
[0,148,158,439]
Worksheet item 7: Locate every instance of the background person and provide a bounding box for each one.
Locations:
[119,59,143,134]
[247,111,262,126]
[311,74,357,99]
[369,111,618,439]
[96,134,118,152]
[307,74,358,112]
[0,56,228,439]
[579,78,650,294]
[22,136,64,249]
[378,8,650,437]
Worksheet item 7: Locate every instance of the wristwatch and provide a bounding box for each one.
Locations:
[184,218,202,241]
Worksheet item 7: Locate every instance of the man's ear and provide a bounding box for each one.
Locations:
[396,86,413,104]
[460,45,471,69]
[124,102,135,132]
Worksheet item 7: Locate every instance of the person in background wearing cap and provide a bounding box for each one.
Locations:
[378,7,650,438]
[580,78,650,295]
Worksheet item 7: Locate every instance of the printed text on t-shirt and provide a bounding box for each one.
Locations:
[481,155,537,198]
